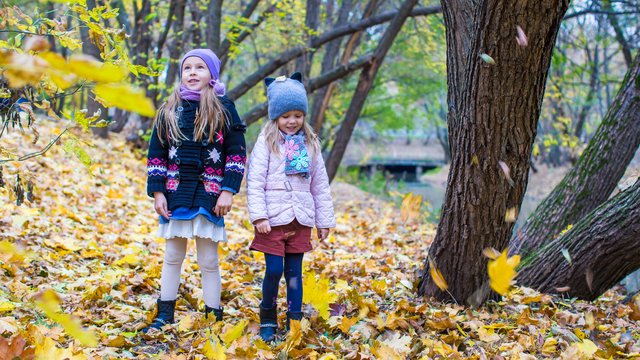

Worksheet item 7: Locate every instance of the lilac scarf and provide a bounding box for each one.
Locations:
[179,80,225,101]
[283,132,310,178]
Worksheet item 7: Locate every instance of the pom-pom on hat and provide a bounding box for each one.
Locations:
[265,72,308,121]
[180,49,225,96]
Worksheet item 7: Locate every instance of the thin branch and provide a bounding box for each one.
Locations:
[0,128,68,164]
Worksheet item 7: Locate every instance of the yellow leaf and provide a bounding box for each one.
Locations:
[0,241,31,263]
[400,192,422,223]
[574,339,598,355]
[177,314,194,333]
[0,302,15,312]
[542,337,558,354]
[504,207,518,222]
[303,271,338,320]
[203,336,226,360]
[283,318,310,352]
[487,250,520,295]
[94,83,155,117]
[221,320,246,344]
[429,260,448,291]
[372,279,387,296]
[114,253,140,267]
[338,316,358,334]
[36,289,98,347]
[66,54,127,83]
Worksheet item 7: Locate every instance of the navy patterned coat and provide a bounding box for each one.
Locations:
[146,96,246,211]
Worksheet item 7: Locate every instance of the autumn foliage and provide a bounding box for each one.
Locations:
[1,119,639,359]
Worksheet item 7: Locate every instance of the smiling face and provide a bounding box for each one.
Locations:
[277,110,304,135]
[181,56,212,91]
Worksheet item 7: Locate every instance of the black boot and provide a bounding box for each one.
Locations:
[204,305,223,322]
[286,311,303,331]
[259,305,278,342]
[142,299,176,333]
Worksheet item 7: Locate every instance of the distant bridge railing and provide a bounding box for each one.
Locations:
[344,158,446,182]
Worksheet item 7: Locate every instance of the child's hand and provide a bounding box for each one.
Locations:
[214,190,234,217]
[317,228,329,240]
[254,219,271,234]
[153,192,171,220]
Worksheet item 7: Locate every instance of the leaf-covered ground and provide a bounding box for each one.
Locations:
[1,121,639,359]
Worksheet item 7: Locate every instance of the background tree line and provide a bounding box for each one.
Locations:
[1,0,639,305]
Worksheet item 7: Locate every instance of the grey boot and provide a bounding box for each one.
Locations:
[204,305,223,322]
[142,299,176,333]
[259,305,278,342]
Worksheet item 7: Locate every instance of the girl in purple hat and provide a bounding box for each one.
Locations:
[143,49,246,333]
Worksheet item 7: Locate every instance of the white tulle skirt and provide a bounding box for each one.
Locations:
[157,215,227,242]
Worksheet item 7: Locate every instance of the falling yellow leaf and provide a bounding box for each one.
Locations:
[303,271,338,320]
[66,55,128,83]
[482,247,501,260]
[487,250,520,295]
[400,192,422,223]
[94,83,155,117]
[504,207,518,222]
[36,289,98,347]
[429,260,448,291]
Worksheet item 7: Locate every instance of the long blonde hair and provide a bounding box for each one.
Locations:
[260,119,320,157]
[154,86,227,145]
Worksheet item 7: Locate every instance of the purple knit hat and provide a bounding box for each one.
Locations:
[180,49,225,96]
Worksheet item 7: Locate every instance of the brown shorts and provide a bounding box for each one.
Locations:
[249,219,312,257]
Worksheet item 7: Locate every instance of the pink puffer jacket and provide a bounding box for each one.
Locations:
[247,134,336,229]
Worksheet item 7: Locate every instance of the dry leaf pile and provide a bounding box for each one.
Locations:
[0,121,639,359]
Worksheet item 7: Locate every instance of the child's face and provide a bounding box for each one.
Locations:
[277,110,304,135]
[181,56,212,91]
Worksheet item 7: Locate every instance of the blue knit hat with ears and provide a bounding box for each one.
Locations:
[265,72,308,121]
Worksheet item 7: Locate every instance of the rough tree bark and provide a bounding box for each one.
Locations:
[517,179,640,300]
[295,0,321,79]
[325,0,419,181]
[207,0,223,54]
[417,0,570,305]
[511,52,640,256]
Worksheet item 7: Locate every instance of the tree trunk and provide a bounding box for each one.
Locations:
[417,0,570,305]
[295,0,321,78]
[603,0,633,68]
[325,0,419,182]
[511,52,640,255]
[164,0,187,93]
[517,180,640,300]
[207,0,223,54]
[308,0,354,133]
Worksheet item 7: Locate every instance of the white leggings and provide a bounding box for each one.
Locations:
[160,237,221,309]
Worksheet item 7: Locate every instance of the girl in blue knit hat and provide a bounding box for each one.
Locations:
[143,49,246,333]
[246,72,335,341]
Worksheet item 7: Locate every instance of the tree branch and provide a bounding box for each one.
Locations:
[227,5,441,100]
[241,53,374,125]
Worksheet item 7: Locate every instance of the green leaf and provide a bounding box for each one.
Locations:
[561,249,572,266]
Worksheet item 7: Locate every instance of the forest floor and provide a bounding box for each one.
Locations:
[0,121,639,359]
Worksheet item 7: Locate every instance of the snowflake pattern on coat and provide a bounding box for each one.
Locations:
[208,148,221,163]
[168,146,178,159]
